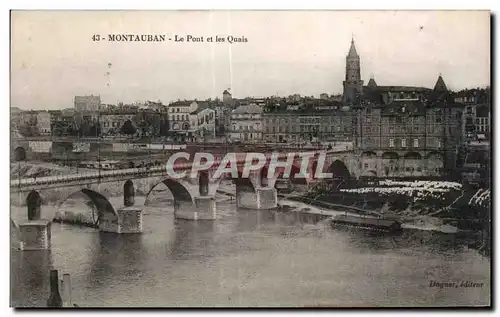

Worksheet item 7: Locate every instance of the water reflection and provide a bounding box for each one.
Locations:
[10,199,490,307]
[87,232,147,281]
[169,220,216,261]
[11,250,53,307]
[235,209,275,232]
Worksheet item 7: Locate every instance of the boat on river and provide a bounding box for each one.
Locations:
[331,214,403,233]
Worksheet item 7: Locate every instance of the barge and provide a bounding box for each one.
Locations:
[331,214,403,233]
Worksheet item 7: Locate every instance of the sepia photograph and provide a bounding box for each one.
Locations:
[9,10,491,308]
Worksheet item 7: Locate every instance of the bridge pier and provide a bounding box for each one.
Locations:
[113,207,143,233]
[18,220,51,251]
[175,196,216,220]
[236,187,278,210]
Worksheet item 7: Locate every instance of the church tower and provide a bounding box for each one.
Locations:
[343,37,364,104]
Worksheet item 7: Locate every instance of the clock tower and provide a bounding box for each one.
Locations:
[343,38,363,104]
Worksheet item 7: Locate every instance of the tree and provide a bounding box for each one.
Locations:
[159,118,170,136]
[121,120,137,135]
[88,123,101,138]
[18,124,39,137]
[51,121,68,137]
[80,122,91,137]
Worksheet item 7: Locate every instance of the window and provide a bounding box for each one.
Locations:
[435,110,442,123]
[389,138,394,148]
[413,138,419,148]
[437,139,441,148]
[401,138,407,148]
[364,163,369,169]
[416,167,422,172]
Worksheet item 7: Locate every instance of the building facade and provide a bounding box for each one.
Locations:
[454,88,491,141]
[214,105,232,136]
[167,101,215,141]
[99,112,136,136]
[16,110,52,136]
[353,76,464,178]
[74,95,101,112]
[230,104,263,142]
[222,90,233,107]
[261,110,352,143]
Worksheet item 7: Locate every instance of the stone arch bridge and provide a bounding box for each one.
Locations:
[11,150,357,249]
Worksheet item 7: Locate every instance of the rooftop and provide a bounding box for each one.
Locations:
[232,104,262,114]
[190,102,212,115]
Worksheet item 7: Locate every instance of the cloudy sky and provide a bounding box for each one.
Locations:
[11,10,490,110]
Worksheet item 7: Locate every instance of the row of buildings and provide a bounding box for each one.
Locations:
[11,38,490,182]
[229,101,353,143]
[12,99,218,142]
[342,38,490,179]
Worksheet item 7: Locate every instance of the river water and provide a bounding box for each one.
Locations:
[10,193,490,307]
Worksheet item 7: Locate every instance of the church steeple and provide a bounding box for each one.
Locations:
[343,36,363,104]
[433,74,448,92]
[367,76,377,88]
[347,37,359,58]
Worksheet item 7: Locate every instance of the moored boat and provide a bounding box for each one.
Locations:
[331,214,403,233]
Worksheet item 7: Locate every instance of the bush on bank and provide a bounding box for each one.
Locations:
[306,179,489,220]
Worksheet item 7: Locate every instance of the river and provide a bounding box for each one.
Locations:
[10,193,490,307]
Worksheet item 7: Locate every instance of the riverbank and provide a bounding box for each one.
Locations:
[11,162,94,179]
[215,186,460,234]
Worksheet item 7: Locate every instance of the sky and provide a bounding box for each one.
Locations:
[10,10,490,110]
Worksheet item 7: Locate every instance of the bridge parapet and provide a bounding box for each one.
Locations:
[11,149,355,192]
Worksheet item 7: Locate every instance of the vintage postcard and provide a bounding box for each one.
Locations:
[10,10,491,308]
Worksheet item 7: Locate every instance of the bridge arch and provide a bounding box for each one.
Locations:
[26,190,42,220]
[233,170,256,193]
[382,152,399,160]
[425,151,444,175]
[259,163,307,187]
[425,151,443,160]
[123,179,135,206]
[145,178,195,207]
[289,164,308,185]
[311,160,318,179]
[404,152,422,160]
[361,150,377,158]
[198,171,209,196]
[56,188,118,228]
[381,152,400,176]
[14,147,27,162]
[326,159,351,179]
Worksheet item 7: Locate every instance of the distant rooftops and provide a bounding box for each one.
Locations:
[232,104,262,114]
